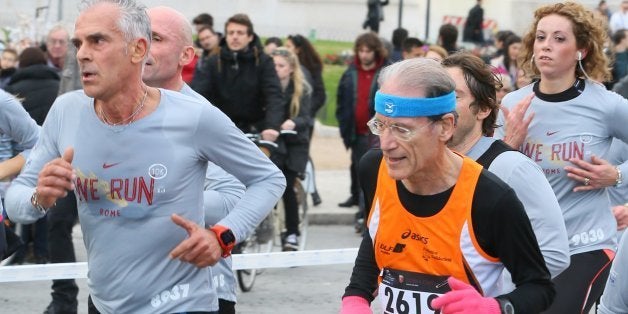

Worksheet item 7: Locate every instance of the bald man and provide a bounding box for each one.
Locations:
[144,6,269,313]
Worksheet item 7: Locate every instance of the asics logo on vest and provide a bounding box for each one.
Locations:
[401,229,429,244]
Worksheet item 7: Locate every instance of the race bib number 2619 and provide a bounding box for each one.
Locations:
[378,269,450,314]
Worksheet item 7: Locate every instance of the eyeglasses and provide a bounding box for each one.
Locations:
[47,39,67,46]
[366,118,433,141]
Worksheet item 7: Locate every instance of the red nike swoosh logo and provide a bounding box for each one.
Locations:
[546,131,559,136]
[102,162,121,169]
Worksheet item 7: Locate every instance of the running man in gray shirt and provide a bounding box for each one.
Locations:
[5,1,285,313]
[0,90,40,258]
[442,53,569,292]
[143,6,251,312]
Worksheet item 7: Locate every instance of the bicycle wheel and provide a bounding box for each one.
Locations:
[235,237,259,292]
[255,213,275,254]
[294,180,309,251]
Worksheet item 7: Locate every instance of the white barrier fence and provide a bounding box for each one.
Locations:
[0,248,359,283]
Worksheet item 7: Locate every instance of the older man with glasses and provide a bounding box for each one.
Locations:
[340,58,554,314]
[44,25,69,71]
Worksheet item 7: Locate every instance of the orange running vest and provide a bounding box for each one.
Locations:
[368,156,504,297]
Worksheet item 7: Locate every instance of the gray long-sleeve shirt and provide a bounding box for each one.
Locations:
[496,80,628,255]
[0,90,40,199]
[182,83,246,303]
[5,89,285,313]
[467,136,570,291]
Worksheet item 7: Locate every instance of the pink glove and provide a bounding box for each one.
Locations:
[431,277,500,314]
[340,296,372,314]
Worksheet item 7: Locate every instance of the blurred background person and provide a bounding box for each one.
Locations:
[336,32,387,233]
[192,13,284,142]
[610,29,628,89]
[401,37,425,60]
[191,25,221,90]
[0,48,17,89]
[192,12,214,34]
[42,25,69,72]
[490,34,522,90]
[463,0,485,45]
[195,25,220,70]
[270,47,312,251]
[438,23,459,54]
[285,34,326,206]
[264,36,283,55]
[362,0,389,33]
[425,44,448,62]
[494,70,513,105]
[389,27,408,63]
[610,0,628,35]
[595,0,612,27]
[5,47,59,125]
[489,30,516,60]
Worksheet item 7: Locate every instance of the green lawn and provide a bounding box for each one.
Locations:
[312,40,353,126]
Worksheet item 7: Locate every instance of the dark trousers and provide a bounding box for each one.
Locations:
[218,299,235,314]
[0,218,6,258]
[350,134,372,217]
[542,249,613,314]
[47,192,79,312]
[282,169,300,236]
[13,216,47,261]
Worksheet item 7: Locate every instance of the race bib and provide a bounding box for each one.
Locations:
[378,268,450,314]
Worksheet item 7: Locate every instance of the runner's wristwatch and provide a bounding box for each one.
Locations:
[31,189,53,214]
[496,297,515,314]
[210,225,236,257]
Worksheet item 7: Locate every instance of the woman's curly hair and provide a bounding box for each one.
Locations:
[519,2,611,82]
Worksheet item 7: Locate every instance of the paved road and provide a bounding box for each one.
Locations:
[1,224,370,314]
[1,125,377,313]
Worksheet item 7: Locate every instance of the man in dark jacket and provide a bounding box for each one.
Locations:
[463,0,484,44]
[336,32,387,231]
[362,0,389,33]
[5,47,59,125]
[192,13,284,142]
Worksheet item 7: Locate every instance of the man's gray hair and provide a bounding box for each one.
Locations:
[47,24,70,39]
[377,57,455,98]
[79,0,151,48]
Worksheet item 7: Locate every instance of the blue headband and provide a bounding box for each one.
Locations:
[374,90,456,117]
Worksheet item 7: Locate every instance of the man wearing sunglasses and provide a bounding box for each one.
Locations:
[341,58,554,314]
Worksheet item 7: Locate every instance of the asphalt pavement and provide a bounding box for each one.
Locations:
[0,124,369,313]
[1,223,368,314]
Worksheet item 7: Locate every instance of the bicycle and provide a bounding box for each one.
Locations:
[234,130,311,292]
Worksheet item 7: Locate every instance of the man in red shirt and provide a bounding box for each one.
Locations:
[336,32,388,232]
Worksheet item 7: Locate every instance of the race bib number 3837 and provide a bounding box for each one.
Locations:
[378,268,450,314]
